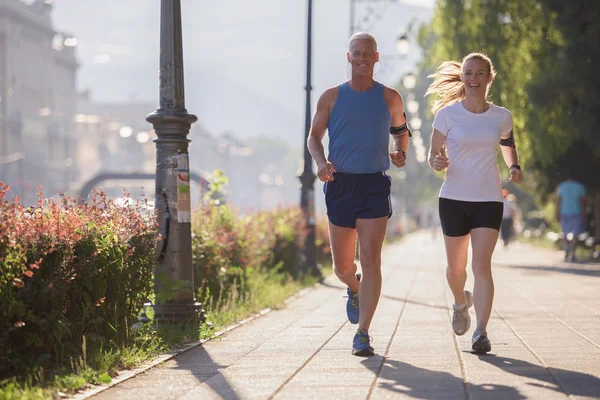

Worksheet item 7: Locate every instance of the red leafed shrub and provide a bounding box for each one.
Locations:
[0,183,156,378]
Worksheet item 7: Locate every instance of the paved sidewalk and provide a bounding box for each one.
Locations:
[90,232,600,400]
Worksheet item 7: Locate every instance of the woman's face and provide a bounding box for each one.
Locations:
[462,58,492,98]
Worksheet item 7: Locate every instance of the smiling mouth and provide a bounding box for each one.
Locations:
[469,84,480,88]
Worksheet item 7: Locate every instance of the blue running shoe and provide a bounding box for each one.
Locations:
[345,273,361,324]
[352,329,374,357]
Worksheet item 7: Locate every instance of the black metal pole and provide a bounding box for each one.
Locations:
[298,0,319,277]
[349,0,355,36]
[145,0,205,323]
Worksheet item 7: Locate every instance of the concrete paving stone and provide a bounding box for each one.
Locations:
[176,374,246,400]
[91,371,201,400]
[466,385,530,400]
[226,355,308,368]
[302,363,381,373]
[285,369,377,387]
[376,372,464,391]
[308,349,384,362]
[142,365,223,376]
[193,374,286,398]
[370,388,468,400]
[274,385,372,400]
[178,386,240,400]
[246,347,319,358]
[218,365,298,377]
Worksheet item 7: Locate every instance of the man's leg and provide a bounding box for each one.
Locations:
[329,222,359,292]
[355,216,388,332]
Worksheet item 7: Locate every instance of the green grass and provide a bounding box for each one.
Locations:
[0,266,329,400]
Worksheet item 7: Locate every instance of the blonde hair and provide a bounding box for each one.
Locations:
[425,53,497,113]
[348,32,378,52]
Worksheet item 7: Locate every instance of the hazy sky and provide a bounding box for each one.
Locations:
[50,0,434,140]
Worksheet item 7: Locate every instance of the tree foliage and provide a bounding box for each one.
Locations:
[419,0,600,200]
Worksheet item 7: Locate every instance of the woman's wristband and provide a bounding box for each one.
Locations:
[509,164,521,170]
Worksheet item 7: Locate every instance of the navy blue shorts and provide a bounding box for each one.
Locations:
[324,171,392,229]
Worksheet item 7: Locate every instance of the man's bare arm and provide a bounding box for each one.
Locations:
[307,88,336,167]
[307,88,337,181]
[385,87,409,152]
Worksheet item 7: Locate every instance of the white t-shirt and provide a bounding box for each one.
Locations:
[432,102,513,202]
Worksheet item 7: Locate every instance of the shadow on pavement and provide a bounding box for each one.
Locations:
[476,354,600,398]
[365,358,526,399]
[171,345,241,400]
[496,263,600,278]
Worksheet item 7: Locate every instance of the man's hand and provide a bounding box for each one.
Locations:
[390,151,406,168]
[509,166,524,184]
[316,162,336,182]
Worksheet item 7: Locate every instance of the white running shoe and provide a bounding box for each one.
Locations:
[452,290,473,336]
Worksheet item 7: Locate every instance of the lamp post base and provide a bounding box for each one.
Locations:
[142,301,207,324]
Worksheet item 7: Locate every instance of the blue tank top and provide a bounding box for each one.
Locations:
[327,81,392,174]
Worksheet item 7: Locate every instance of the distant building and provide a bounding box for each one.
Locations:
[74,92,157,188]
[0,0,78,204]
[73,94,265,209]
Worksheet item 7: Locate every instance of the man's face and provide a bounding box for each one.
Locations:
[347,39,379,77]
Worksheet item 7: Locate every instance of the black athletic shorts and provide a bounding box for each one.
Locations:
[439,197,503,237]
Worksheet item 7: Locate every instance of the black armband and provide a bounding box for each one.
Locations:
[390,113,412,137]
[500,131,516,148]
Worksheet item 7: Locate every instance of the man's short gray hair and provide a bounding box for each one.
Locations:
[348,32,378,52]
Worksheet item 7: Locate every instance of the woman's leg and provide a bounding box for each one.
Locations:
[444,234,471,305]
[470,227,499,330]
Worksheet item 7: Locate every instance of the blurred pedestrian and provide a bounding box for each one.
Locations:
[556,171,586,262]
[501,190,518,248]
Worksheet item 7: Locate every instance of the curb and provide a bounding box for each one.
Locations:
[69,282,322,399]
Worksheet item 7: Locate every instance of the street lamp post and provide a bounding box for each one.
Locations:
[298,0,320,277]
[146,0,205,323]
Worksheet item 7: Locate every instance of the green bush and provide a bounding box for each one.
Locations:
[191,171,330,311]
[0,184,155,379]
[192,205,307,311]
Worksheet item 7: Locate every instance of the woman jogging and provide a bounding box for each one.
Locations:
[426,53,524,353]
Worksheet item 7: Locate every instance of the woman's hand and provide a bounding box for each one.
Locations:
[509,166,524,184]
[429,150,449,171]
